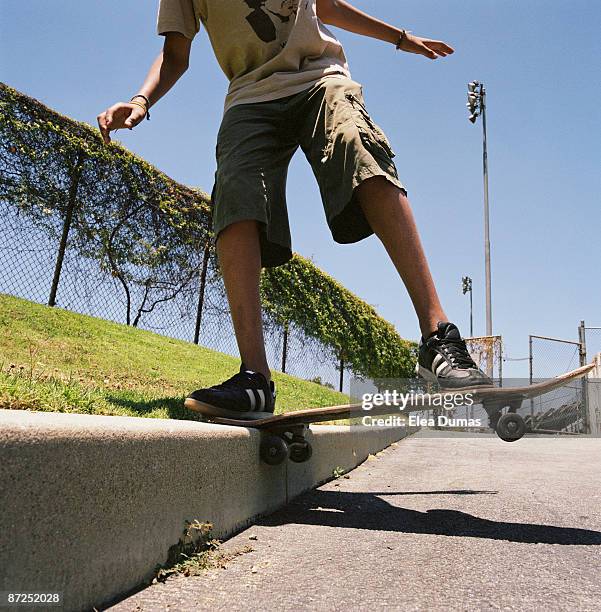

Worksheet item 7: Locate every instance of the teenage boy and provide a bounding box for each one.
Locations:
[98,0,492,420]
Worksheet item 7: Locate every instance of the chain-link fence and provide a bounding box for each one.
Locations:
[2,80,422,400]
[4,78,411,394]
[527,334,586,433]
[529,334,582,379]
[0,205,348,391]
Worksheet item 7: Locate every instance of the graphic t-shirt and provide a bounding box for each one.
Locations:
[156,0,351,113]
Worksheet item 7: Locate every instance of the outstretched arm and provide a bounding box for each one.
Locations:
[97,32,192,144]
[316,0,454,60]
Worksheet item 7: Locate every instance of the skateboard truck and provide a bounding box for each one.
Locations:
[483,397,526,442]
[259,424,312,466]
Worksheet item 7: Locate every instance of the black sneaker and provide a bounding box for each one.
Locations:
[184,364,276,420]
[416,321,494,389]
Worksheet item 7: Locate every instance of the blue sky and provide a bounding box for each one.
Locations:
[1,0,600,376]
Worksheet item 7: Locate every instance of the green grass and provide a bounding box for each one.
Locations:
[0,293,348,419]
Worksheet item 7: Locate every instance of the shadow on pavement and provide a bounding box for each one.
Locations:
[258,489,601,545]
[367,490,499,496]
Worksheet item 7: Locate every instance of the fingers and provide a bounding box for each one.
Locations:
[96,103,145,144]
[403,35,455,61]
[427,40,454,54]
[97,111,111,144]
[124,106,146,130]
[420,43,439,60]
[411,40,438,60]
[105,108,115,131]
[97,105,117,144]
[427,40,455,56]
[420,40,455,60]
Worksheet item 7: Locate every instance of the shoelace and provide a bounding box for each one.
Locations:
[434,337,476,369]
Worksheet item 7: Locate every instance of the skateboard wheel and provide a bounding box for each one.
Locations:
[289,441,313,463]
[496,413,526,442]
[260,435,289,465]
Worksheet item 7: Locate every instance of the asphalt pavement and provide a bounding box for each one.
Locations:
[108,431,601,611]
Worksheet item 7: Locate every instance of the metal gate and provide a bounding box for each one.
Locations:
[528,334,586,433]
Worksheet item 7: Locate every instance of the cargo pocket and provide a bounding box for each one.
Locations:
[319,93,348,166]
[344,91,396,160]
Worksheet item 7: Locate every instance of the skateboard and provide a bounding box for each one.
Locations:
[187,363,594,465]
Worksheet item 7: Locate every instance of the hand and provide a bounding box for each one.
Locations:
[97,101,147,144]
[398,33,454,60]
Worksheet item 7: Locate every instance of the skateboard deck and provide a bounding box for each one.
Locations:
[188,363,594,464]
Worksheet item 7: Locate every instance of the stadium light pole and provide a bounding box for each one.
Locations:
[462,276,473,337]
[467,81,492,336]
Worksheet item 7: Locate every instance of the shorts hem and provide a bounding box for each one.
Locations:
[352,165,406,198]
[328,164,407,245]
[212,209,268,238]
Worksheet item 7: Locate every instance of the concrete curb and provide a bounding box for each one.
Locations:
[0,409,412,611]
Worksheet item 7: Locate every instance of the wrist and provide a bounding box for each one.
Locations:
[131,94,150,108]
[394,29,408,50]
[388,27,403,46]
[130,95,151,120]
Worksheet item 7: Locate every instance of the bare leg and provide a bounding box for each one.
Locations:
[356,176,448,338]
[216,220,271,380]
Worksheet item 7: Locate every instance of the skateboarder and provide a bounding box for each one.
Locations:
[97,0,492,420]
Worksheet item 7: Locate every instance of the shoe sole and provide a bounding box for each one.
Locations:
[184,397,274,421]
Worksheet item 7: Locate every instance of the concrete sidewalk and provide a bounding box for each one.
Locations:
[0,409,411,610]
[109,432,601,611]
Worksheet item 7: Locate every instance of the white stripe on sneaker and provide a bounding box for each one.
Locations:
[435,361,448,376]
[245,389,256,410]
[257,389,265,410]
[432,354,444,371]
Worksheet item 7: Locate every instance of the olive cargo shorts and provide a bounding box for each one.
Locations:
[210,76,407,267]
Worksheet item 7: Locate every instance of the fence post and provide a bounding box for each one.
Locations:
[48,151,84,307]
[578,320,589,432]
[578,321,587,366]
[281,322,288,373]
[193,242,211,344]
[498,336,503,387]
[339,351,344,392]
[529,335,534,427]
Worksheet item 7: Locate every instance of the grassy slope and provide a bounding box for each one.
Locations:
[0,294,347,420]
